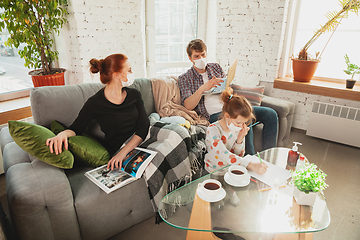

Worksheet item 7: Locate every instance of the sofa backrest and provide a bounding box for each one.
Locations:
[30,78,155,139]
[128,78,155,115]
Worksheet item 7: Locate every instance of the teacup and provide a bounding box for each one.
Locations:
[228,165,249,183]
[199,179,222,197]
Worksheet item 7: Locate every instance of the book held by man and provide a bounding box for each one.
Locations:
[85,147,157,194]
[203,56,239,95]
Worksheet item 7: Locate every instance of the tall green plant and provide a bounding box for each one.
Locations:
[297,0,360,60]
[0,0,68,75]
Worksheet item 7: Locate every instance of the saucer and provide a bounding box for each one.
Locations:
[224,172,250,187]
[196,187,226,202]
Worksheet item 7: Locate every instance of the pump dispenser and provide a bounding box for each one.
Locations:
[287,142,302,167]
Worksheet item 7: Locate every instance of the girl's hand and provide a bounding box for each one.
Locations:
[248,162,268,175]
[236,123,249,144]
[46,132,69,155]
[107,151,127,171]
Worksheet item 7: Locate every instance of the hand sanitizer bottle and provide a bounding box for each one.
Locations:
[296,155,306,171]
[287,142,302,167]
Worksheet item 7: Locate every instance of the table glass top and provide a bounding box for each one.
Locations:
[158,147,330,234]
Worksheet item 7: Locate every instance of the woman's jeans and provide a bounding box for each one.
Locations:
[209,106,278,155]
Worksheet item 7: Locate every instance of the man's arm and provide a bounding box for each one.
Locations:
[183,76,223,111]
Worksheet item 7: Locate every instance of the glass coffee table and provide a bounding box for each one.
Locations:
[158,147,330,240]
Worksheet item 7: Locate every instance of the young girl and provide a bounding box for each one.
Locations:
[204,89,268,175]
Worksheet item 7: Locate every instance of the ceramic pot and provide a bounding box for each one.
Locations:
[29,68,66,87]
[292,59,320,82]
[346,79,356,89]
[293,187,317,206]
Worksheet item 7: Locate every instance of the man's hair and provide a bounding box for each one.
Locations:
[186,39,207,57]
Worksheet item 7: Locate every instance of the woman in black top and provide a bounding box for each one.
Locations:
[46,54,149,170]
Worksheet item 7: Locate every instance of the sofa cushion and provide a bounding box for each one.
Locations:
[230,84,265,106]
[8,120,74,169]
[30,83,104,129]
[51,120,110,167]
[67,168,154,240]
[129,78,155,116]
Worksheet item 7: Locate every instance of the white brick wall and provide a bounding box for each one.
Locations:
[216,0,360,131]
[54,0,359,131]
[216,0,287,87]
[56,0,145,85]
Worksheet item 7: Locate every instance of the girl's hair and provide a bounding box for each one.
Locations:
[220,89,255,123]
[89,54,128,84]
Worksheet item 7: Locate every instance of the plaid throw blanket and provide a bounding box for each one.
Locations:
[140,117,207,212]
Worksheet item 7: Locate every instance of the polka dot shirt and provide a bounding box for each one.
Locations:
[204,121,250,173]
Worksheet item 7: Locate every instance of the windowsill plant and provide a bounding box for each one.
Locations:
[291,163,328,205]
[291,0,360,82]
[344,54,360,89]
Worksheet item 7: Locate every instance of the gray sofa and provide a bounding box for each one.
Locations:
[0,78,295,240]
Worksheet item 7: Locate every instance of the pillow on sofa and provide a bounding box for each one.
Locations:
[51,120,110,167]
[8,120,74,169]
[230,84,265,106]
[68,136,110,167]
[51,119,67,135]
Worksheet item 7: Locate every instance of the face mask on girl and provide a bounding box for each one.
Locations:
[193,57,207,70]
[227,119,242,132]
[122,73,134,87]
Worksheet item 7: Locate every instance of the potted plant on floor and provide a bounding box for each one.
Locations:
[344,54,360,89]
[291,163,328,206]
[0,0,68,87]
[292,0,360,82]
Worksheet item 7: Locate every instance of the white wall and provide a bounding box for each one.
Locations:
[262,82,360,129]
[55,0,146,85]
[56,0,360,131]
[216,0,287,87]
[215,0,360,130]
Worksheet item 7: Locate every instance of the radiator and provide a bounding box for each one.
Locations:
[306,101,360,148]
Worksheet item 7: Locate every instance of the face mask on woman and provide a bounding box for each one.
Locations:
[122,73,135,87]
[193,57,207,70]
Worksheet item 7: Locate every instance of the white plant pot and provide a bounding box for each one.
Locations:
[293,187,317,206]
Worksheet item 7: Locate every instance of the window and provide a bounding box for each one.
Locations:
[0,8,33,101]
[146,0,208,78]
[281,0,360,81]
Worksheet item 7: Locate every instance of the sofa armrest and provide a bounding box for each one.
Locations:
[261,96,295,147]
[0,127,14,154]
[4,146,81,240]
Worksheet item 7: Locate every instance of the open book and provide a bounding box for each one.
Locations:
[203,57,238,95]
[85,147,157,194]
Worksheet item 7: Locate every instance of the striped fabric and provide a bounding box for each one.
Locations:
[230,84,265,106]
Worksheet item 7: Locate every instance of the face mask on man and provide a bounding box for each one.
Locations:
[193,57,207,70]
[122,73,135,87]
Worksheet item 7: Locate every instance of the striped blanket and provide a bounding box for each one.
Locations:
[140,117,207,212]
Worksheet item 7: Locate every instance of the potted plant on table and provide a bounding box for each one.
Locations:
[292,0,360,82]
[0,0,68,87]
[291,163,328,206]
[344,54,360,89]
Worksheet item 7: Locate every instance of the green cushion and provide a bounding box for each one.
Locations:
[8,120,74,169]
[51,120,110,167]
[68,136,111,167]
[51,119,66,135]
